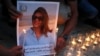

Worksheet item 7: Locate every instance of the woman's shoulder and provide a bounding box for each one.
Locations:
[26,27,34,34]
[20,28,34,37]
[47,32,54,37]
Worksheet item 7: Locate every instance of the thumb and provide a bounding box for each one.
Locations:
[11,46,22,51]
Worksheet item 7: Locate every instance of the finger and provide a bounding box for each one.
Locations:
[9,13,22,20]
[8,9,18,17]
[15,46,23,50]
[11,46,22,51]
[8,9,22,19]
[57,39,64,46]
[16,50,23,56]
[14,47,23,56]
[9,6,22,15]
[9,14,17,20]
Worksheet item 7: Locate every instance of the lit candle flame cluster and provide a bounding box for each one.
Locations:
[65,29,100,56]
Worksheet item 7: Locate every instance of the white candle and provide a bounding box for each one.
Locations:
[23,29,26,33]
[98,38,100,42]
[56,27,58,33]
[81,45,87,50]
[71,39,77,46]
[85,37,91,42]
[91,34,95,39]
[67,52,72,56]
[85,42,90,47]
[96,33,100,37]
[22,29,26,46]
[93,41,98,45]
[76,50,81,56]
[69,47,74,51]
[77,38,82,43]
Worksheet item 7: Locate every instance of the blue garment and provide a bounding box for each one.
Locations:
[19,28,55,46]
[19,28,55,56]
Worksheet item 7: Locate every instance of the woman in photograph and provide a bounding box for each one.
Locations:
[19,7,55,55]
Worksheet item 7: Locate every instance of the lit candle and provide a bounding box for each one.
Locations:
[93,37,98,45]
[85,37,91,42]
[56,27,58,33]
[22,29,26,46]
[91,34,95,39]
[69,47,74,51]
[78,39,82,43]
[76,50,81,56]
[76,55,81,56]
[23,29,26,33]
[81,45,87,50]
[77,37,82,43]
[96,32,100,37]
[98,38,100,42]
[85,42,90,47]
[71,38,77,46]
[93,40,98,45]
[77,50,81,54]
[67,52,72,56]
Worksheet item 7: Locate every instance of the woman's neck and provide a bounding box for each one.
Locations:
[32,27,42,39]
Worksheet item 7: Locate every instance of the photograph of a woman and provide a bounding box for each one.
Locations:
[17,1,59,56]
[19,7,54,46]
[19,7,55,56]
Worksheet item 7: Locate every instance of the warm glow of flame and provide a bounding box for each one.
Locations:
[98,38,100,42]
[85,42,90,47]
[76,55,81,56]
[67,52,72,56]
[69,47,74,51]
[23,29,26,33]
[96,33,100,37]
[91,34,95,39]
[93,41,98,45]
[81,45,86,50]
[76,50,81,56]
[85,37,91,42]
[56,27,58,33]
[77,50,81,54]
[71,40,76,46]
[78,39,82,43]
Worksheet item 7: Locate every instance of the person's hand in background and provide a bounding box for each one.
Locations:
[55,37,66,53]
[2,0,23,20]
[0,46,23,56]
[8,5,23,20]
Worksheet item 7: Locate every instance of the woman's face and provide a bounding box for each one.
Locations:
[32,12,43,28]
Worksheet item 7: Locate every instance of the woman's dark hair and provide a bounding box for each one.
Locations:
[32,7,51,37]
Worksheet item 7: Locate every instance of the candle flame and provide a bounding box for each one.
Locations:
[78,39,82,43]
[72,40,76,46]
[94,41,98,45]
[76,50,82,56]
[85,37,90,42]
[85,42,90,47]
[77,50,81,54]
[56,27,58,33]
[96,33,100,37]
[81,45,86,50]
[91,34,95,39]
[69,47,74,51]
[23,29,26,33]
[67,52,72,56]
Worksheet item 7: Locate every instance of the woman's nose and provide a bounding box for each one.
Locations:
[35,18,40,21]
